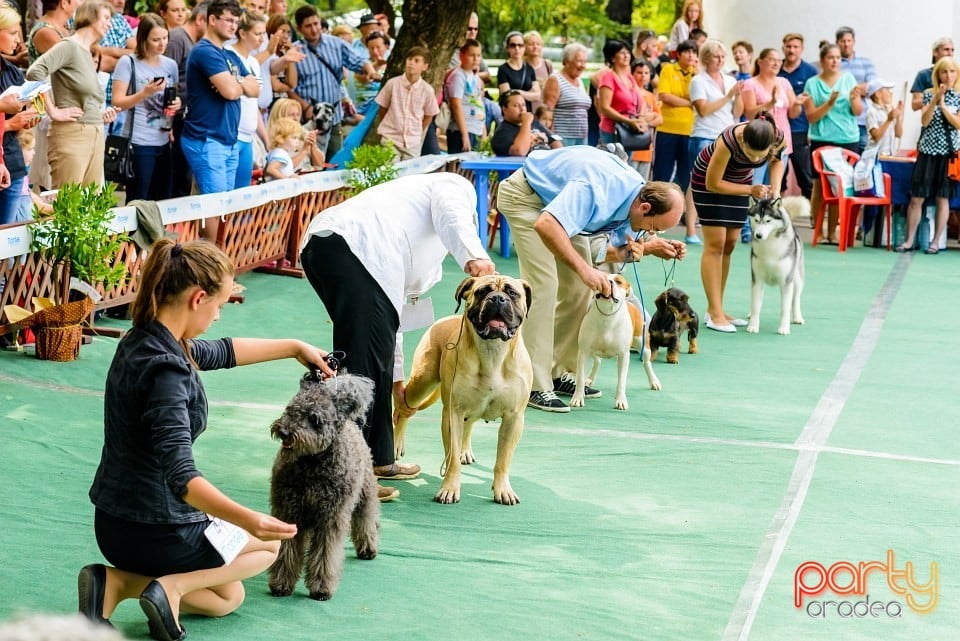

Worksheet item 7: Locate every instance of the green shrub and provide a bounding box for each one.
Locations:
[345,142,399,196]
[29,182,128,302]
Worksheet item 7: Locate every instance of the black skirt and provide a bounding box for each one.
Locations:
[691,186,750,228]
[910,152,957,200]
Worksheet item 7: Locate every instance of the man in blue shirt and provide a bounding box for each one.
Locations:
[779,32,819,199]
[497,146,685,412]
[183,0,259,241]
[289,5,380,158]
[911,37,954,111]
[836,26,876,152]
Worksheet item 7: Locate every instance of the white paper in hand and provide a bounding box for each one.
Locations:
[203,517,249,564]
[0,80,51,101]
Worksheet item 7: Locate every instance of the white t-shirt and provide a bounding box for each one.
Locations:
[865,100,895,155]
[225,45,263,142]
[265,148,295,179]
[689,72,737,140]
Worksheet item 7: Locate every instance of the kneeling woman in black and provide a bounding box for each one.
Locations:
[690,112,786,333]
[80,238,334,640]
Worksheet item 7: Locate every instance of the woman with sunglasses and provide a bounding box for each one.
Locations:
[498,30,540,112]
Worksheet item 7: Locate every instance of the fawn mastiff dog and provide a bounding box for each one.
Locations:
[394,275,533,505]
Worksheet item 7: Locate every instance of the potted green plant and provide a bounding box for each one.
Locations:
[26,182,128,360]
[344,142,399,196]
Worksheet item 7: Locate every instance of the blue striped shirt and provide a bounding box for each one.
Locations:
[295,35,367,124]
[840,54,876,126]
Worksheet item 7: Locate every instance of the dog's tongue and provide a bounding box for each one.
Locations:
[486,319,507,330]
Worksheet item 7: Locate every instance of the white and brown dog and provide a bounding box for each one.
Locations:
[394,275,533,505]
[571,274,661,411]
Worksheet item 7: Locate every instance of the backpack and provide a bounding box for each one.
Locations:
[434,67,458,131]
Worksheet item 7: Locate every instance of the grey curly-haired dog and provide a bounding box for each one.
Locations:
[268,372,380,601]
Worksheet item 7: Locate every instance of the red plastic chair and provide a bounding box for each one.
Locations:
[811,147,893,252]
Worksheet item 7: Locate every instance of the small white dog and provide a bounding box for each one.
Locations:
[571,274,661,411]
[746,196,807,335]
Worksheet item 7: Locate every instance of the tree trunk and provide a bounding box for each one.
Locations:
[605,0,633,42]
[362,0,477,145]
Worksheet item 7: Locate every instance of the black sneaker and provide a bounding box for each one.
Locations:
[553,373,602,398]
[528,390,570,413]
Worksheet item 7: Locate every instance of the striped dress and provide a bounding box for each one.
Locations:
[550,72,591,140]
[690,123,784,227]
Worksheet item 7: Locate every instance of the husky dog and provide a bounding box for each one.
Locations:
[746,197,806,335]
[571,274,660,411]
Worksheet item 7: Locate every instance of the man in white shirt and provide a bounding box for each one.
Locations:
[299,173,495,502]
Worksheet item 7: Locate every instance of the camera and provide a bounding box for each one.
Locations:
[162,86,177,106]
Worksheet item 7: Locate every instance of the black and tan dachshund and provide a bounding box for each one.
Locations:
[649,288,699,364]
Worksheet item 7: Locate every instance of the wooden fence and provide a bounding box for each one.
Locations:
[0,157,475,332]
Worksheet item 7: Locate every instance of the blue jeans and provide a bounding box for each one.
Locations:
[599,130,616,145]
[127,143,172,202]
[652,131,692,191]
[446,131,480,154]
[688,136,713,165]
[180,136,239,194]
[234,140,253,189]
[562,136,585,147]
[0,176,32,224]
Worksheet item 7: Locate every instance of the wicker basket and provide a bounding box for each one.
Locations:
[35,324,83,361]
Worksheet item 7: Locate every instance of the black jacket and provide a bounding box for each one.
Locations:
[89,321,235,524]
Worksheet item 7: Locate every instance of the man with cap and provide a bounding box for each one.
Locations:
[353,13,380,58]
[496,146,686,413]
[865,78,902,155]
[911,37,955,111]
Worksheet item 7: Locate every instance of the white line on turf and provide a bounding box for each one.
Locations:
[720,254,910,641]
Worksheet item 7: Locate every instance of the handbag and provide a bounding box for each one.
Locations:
[935,101,960,181]
[104,56,136,186]
[612,76,651,151]
[948,154,960,182]
[614,121,652,151]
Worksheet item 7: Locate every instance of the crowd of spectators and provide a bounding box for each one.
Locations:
[0,0,955,265]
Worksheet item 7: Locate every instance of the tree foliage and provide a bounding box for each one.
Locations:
[476,0,618,56]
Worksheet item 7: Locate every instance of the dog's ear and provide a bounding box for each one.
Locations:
[771,196,782,210]
[454,277,475,313]
[749,195,758,207]
[521,280,533,317]
[655,290,668,311]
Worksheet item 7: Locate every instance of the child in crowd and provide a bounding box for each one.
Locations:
[445,38,486,153]
[16,129,52,219]
[534,105,555,133]
[264,117,302,181]
[266,99,324,171]
[375,45,438,161]
[865,79,904,155]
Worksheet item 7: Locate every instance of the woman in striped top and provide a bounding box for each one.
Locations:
[542,42,592,147]
[690,113,785,332]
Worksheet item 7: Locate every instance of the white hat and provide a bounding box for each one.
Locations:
[867,78,894,98]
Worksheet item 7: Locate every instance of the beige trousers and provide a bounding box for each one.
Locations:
[48,121,105,188]
[497,169,593,392]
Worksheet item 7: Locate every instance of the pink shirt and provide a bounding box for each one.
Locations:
[741,76,794,154]
[375,75,439,150]
[597,69,643,134]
